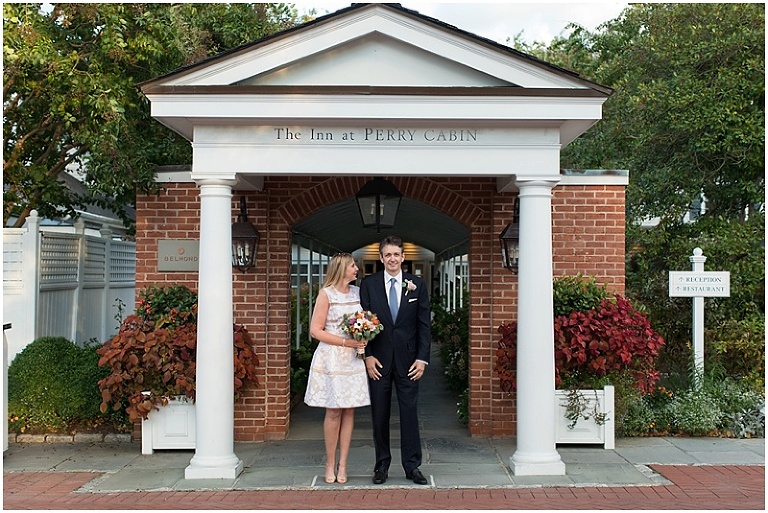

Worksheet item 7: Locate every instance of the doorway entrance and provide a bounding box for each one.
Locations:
[288,190,471,433]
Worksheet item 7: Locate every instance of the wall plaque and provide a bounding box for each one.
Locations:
[158,240,199,272]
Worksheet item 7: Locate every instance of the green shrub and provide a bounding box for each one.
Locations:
[618,368,766,438]
[432,294,469,422]
[456,389,469,423]
[626,214,765,397]
[727,402,765,438]
[8,337,129,434]
[619,393,655,436]
[665,389,723,435]
[699,368,765,437]
[290,282,319,397]
[434,298,469,395]
[291,337,317,398]
[553,274,609,317]
[707,314,765,392]
[136,283,198,328]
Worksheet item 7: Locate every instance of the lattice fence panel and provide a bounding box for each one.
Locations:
[39,233,80,286]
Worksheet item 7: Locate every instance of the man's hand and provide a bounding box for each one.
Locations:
[408,360,426,381]
[366,356,383,380]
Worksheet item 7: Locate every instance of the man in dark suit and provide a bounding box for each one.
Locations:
[360,236,432,486]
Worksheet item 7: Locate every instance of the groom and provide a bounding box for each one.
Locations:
[360,236,432,486]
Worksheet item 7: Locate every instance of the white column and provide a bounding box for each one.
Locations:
[510,179,566,476]
[185,179,244,480]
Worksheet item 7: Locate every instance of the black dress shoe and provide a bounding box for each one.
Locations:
[406,468,428,485]
[372,469,388,484]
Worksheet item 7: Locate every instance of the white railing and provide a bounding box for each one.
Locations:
[2,210,135,361]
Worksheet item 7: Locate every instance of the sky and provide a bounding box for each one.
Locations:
[291,1,630,46]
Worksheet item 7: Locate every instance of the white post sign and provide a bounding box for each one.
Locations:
[668,248,730,383]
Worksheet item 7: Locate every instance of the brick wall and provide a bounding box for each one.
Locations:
[135,176,625,441]
[552,185,626,295]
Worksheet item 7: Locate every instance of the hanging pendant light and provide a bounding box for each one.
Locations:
[355,177,402,233]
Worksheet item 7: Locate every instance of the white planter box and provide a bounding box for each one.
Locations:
[554,385,614,449]
[141,395,196,455]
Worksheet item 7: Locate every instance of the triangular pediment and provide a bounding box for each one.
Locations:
[150,4,604,91]
[238,33,511,87]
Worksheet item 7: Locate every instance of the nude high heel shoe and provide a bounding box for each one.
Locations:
[324,463,336,484]
[336,465,348,484]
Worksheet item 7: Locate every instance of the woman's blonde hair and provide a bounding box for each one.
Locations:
[323,253,356,288]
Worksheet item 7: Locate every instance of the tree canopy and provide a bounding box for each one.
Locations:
[519,3,765,375]
[559,3,764,225]
[3,3,304,229]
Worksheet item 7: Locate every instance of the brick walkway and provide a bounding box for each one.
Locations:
[3,465,764,510]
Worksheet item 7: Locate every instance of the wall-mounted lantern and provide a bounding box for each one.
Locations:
[231,197,260,273]
[356,177,402,233]
[499,197,520,273]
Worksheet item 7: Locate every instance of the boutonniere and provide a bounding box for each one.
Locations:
[403,279,417,296]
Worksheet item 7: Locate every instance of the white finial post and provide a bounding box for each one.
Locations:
[689,248,707,385]
[668,248,730,389]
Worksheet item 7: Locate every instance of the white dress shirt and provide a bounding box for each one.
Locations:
[385,272,402,310]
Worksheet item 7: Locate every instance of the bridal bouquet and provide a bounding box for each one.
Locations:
[340,310,384,359]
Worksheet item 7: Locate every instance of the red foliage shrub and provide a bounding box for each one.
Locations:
[495,295,664,393]
[97,315,259,421]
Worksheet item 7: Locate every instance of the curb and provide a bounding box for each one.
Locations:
[9,433,132,444]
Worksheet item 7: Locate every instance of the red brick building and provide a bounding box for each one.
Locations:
[138,4,623,478]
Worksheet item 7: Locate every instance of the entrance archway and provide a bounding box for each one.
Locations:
[288,182,473,433]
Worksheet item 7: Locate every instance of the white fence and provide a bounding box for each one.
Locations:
[2,210,135,361]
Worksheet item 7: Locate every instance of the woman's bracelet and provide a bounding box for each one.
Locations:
[341,337,345,347]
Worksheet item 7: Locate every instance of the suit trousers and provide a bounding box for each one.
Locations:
[369,369,422,474]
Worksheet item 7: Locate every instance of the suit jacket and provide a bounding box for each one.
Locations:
[360,271,431,377]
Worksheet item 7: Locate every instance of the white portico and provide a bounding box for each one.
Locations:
[141,4,610,479]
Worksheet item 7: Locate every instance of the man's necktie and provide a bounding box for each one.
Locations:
[389,277,399,321]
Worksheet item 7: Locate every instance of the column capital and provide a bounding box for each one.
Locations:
[194,177,237,188]
[514,177,561,190]
[497,175,561,193]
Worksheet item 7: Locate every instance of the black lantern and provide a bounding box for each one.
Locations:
[356,177,402,232]
[231,197,260,273]
[499,197,520,273]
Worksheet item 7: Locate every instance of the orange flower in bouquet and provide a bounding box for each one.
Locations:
[340,310,384,359]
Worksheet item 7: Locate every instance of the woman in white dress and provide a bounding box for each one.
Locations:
[305,253,371,484]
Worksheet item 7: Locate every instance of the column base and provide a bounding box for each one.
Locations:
[509,453,566,476]
[185,458,244,480]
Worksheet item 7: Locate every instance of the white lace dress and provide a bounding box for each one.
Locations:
[304,285,371,408]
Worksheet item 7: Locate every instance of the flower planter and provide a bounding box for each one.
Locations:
[141,395,195,455]
[554,385,614,449]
